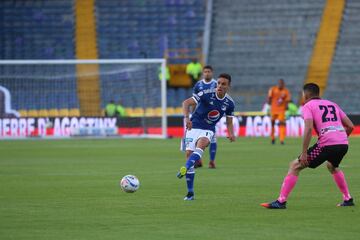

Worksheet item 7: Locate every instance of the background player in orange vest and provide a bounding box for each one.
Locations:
[268,79,291,144]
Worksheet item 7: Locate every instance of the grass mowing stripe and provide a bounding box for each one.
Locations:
[0,137,359,239]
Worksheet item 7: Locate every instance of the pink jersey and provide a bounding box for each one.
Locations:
[302,98,348,147]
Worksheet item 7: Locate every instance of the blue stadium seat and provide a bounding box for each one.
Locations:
[96,0,205,108]
[1,0,206,110]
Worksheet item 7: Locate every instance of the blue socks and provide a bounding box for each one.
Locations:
[185,148,203,170]
[186,171,195,193]
[209,142,217,161]
[184,148,204,194]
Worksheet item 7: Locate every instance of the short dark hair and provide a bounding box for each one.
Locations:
[303,83,320,96]
[218,73,231,84]
[203,65,213,71]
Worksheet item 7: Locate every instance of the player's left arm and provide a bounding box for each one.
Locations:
[226,116,235,142]
[335,104,354,136]
[285,89,291,110]
[341,115,354,136]
[267,87,273,105]
[225,103,235,142]
[299,119,313,167]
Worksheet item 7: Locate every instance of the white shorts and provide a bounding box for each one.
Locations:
[184,128,214,151]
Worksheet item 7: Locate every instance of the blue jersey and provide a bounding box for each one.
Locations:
[191,91,235,132]
[193,79,217,95]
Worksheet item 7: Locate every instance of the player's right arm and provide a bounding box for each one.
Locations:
[192,82,199,95]
[299,105,313,167]
[267,87,273,105]
[182,97,197,130]
[299,119,313,167]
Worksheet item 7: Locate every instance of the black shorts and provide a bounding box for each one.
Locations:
[304,143,348,169]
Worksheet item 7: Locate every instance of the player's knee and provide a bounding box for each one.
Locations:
[196,138,210,149]
[289,159,302,171]
[289,160,297,168]
[326,161,337,173]
[193,147,204,158]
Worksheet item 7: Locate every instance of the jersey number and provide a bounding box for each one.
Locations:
[319,105,337,122]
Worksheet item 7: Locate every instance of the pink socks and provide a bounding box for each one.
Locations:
[276,170,351,203]
[332,170,352,201]
[278,174,298,203]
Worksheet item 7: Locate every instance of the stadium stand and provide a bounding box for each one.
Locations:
[3,0,358,116]
[0,64,79,113]
[0,0,75,59]
[1,0,203,116]
[208,0,326,111]
[95,0,205,59]
[324,0,360,114]
[0,0,78,116]
[95,0,205,109]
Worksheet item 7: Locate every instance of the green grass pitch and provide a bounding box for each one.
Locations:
[0,137,359,239]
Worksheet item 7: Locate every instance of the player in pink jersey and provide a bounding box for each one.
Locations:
[261,83,354,209]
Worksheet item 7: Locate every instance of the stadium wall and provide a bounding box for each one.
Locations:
[0,115,359,139]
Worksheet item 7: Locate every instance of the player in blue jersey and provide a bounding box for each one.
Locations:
[193,65,217,94]
[177,73,236,200]
[192,65,218,168]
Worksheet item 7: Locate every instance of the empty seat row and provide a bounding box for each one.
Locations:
[18,108,80,117]
[18,107,184,118]
[209,0,326,111]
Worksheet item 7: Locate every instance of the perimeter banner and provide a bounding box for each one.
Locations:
[0,116,304,138]
[0,117,117,137]
[0,115,359,138]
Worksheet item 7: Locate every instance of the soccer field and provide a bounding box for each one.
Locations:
[0,137,359,240]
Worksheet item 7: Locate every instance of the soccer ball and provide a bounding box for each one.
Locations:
[120,175,140,193]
